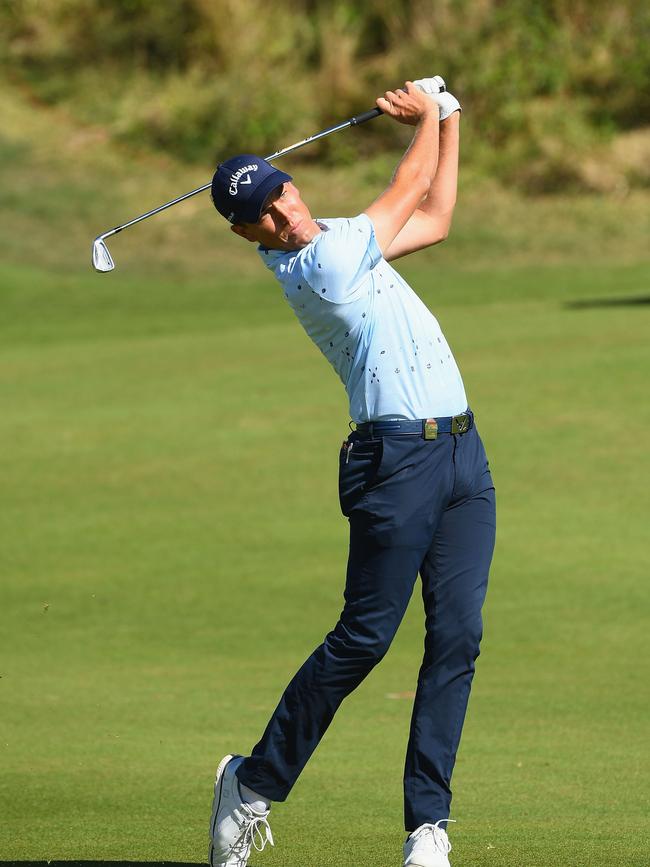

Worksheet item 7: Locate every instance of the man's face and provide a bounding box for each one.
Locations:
[231,182,321,251]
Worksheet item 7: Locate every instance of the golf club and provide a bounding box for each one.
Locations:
[91,107,385,273]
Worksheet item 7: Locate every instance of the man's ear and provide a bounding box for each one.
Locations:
[231,224,256,243]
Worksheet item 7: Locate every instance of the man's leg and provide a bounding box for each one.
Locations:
[236,520,426,799]
[403,427,496,831]
[237,434,452,801]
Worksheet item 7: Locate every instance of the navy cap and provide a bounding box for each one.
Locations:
[211,154,292,224]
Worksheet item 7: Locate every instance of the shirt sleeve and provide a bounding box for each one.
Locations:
[298,213,382,303]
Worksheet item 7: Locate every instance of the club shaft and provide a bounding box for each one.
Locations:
[98,107,383,241]
[265,109,382,162]
[102,182,211,239]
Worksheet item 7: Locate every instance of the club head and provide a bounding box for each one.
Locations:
[92,237,115,272]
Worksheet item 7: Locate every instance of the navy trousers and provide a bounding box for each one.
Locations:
[236,419,496,830]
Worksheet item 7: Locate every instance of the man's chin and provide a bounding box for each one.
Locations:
[291,221,320,249]
[279,233,308,251]
[268,221,319,251]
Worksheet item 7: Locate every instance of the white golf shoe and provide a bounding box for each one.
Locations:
[208,754,274,867]
[403,820,454,867]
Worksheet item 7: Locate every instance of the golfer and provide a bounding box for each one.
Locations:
[208,79,496,867]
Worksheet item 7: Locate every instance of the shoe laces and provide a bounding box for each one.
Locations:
[231,802,274,866]
[410,819,455,855]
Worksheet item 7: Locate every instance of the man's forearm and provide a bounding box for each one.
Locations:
[391,111,440,194]
[366,81,448,257]
[365,107,440,254]
[419,113,460,222]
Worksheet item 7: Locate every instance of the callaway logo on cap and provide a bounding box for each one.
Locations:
[211,154,292,225]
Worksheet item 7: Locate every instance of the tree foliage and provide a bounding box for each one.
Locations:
[1,0,649,191]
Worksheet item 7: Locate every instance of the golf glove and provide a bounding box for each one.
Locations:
[414,77,462,121]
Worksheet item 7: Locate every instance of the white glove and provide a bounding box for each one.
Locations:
[413,76,446,95]
[414,76,462,121]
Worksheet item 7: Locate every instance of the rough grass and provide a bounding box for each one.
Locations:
[1,83,649,865]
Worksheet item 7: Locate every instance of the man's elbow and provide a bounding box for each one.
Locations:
[433,212,455,244]
[428,217,452,246]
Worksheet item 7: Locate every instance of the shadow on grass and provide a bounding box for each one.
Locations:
[566,294,650,309]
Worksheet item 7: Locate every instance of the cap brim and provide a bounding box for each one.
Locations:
[240,168,293,224]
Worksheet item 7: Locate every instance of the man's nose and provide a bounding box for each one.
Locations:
[271,198,292,220]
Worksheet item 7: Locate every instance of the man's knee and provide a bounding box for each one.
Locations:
[324,619,395,668]
[426,614,484,665]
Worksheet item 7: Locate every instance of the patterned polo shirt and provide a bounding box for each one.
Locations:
[258,213,467,423]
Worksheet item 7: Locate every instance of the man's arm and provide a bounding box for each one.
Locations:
[384,110,460,262]
[364,82,439,256]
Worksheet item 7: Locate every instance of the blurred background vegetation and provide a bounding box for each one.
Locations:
[1,0,649,193]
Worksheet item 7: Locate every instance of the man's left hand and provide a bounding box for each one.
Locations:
[414,77,462,121]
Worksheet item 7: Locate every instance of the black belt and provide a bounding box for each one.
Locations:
[355,411,473,440]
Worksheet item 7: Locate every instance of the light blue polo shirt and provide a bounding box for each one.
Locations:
[258,213,467,423]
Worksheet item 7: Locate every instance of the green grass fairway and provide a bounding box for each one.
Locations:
[1,83,650,866]
[2,258,649,867]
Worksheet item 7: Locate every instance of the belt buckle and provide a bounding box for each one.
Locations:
[451,413,470,434]
[424,418,438,440]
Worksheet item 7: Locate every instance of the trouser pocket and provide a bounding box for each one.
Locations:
[338,436,383,517]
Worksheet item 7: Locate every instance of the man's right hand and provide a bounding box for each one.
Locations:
[376,81,438,126]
